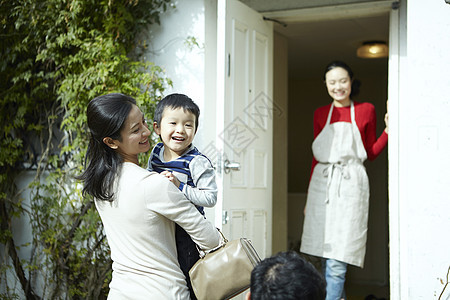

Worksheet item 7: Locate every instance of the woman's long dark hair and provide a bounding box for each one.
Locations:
[78,93,136,201]
[323,60,361,98]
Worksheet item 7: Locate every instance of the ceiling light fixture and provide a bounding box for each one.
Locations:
[356,41,388,58]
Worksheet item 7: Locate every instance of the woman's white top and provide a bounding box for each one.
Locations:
[95,162,221,299]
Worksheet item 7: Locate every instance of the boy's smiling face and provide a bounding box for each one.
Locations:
[153,107,197,160]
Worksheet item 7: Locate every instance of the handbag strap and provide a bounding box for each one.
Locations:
[217,228,228,243]
[197,228,228,259]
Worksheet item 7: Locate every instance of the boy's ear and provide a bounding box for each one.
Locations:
[103,137,118,150]
[153,122,161,135]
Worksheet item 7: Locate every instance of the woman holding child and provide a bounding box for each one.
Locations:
[78,93,221,299]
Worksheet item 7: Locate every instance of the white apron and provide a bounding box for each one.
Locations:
[300,101,369,268]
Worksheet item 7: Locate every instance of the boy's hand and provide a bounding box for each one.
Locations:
[160,171,181,188]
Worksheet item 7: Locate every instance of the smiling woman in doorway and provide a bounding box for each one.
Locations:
[300,61,388,300]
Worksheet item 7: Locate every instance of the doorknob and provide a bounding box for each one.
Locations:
[224,159,240,174]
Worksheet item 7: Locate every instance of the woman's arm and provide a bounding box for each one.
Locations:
[146,174,221,251]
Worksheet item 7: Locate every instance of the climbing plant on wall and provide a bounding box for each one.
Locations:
[0,0,173,298]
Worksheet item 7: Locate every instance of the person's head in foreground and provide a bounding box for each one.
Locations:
[247,251,326,300]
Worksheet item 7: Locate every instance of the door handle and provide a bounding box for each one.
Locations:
[224,159,240,174]
[222,210,229,225]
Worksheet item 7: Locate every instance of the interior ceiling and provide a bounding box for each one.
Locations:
[276,14,389,80]
[239,1,390,80]
[239,0,391,12]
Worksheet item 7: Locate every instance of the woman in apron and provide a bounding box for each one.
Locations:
[300,61,389,300]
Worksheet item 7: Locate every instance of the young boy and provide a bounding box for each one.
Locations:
[148,93,217,299]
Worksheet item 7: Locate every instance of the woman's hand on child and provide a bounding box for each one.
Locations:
[384,100,389,134]
[161,171,181,188]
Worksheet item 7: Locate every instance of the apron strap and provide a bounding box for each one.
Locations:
[323,163,351,203]
[350,101,356,123]
[325,103,334,126]
[326,101,354,125]
[349,101,368,161]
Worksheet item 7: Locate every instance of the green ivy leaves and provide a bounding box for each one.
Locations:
[0,0,172,298]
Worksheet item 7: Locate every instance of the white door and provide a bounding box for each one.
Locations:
[215,0,274,259]
[387,4,401,299]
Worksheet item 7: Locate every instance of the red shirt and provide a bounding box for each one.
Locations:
[311,101,388,176]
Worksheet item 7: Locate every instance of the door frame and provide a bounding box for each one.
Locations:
[264,0,401,296]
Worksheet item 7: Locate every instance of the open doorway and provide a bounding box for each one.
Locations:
[274,12,390,300]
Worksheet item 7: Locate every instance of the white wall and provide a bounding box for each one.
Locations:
[394,0,450,298]
[145,0,210,148]
[144,0,219,223]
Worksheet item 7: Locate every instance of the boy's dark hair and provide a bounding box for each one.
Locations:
[154,93,200,132]
[250,251,326,300]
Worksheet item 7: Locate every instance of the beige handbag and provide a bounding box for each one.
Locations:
[189,230,261,300]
